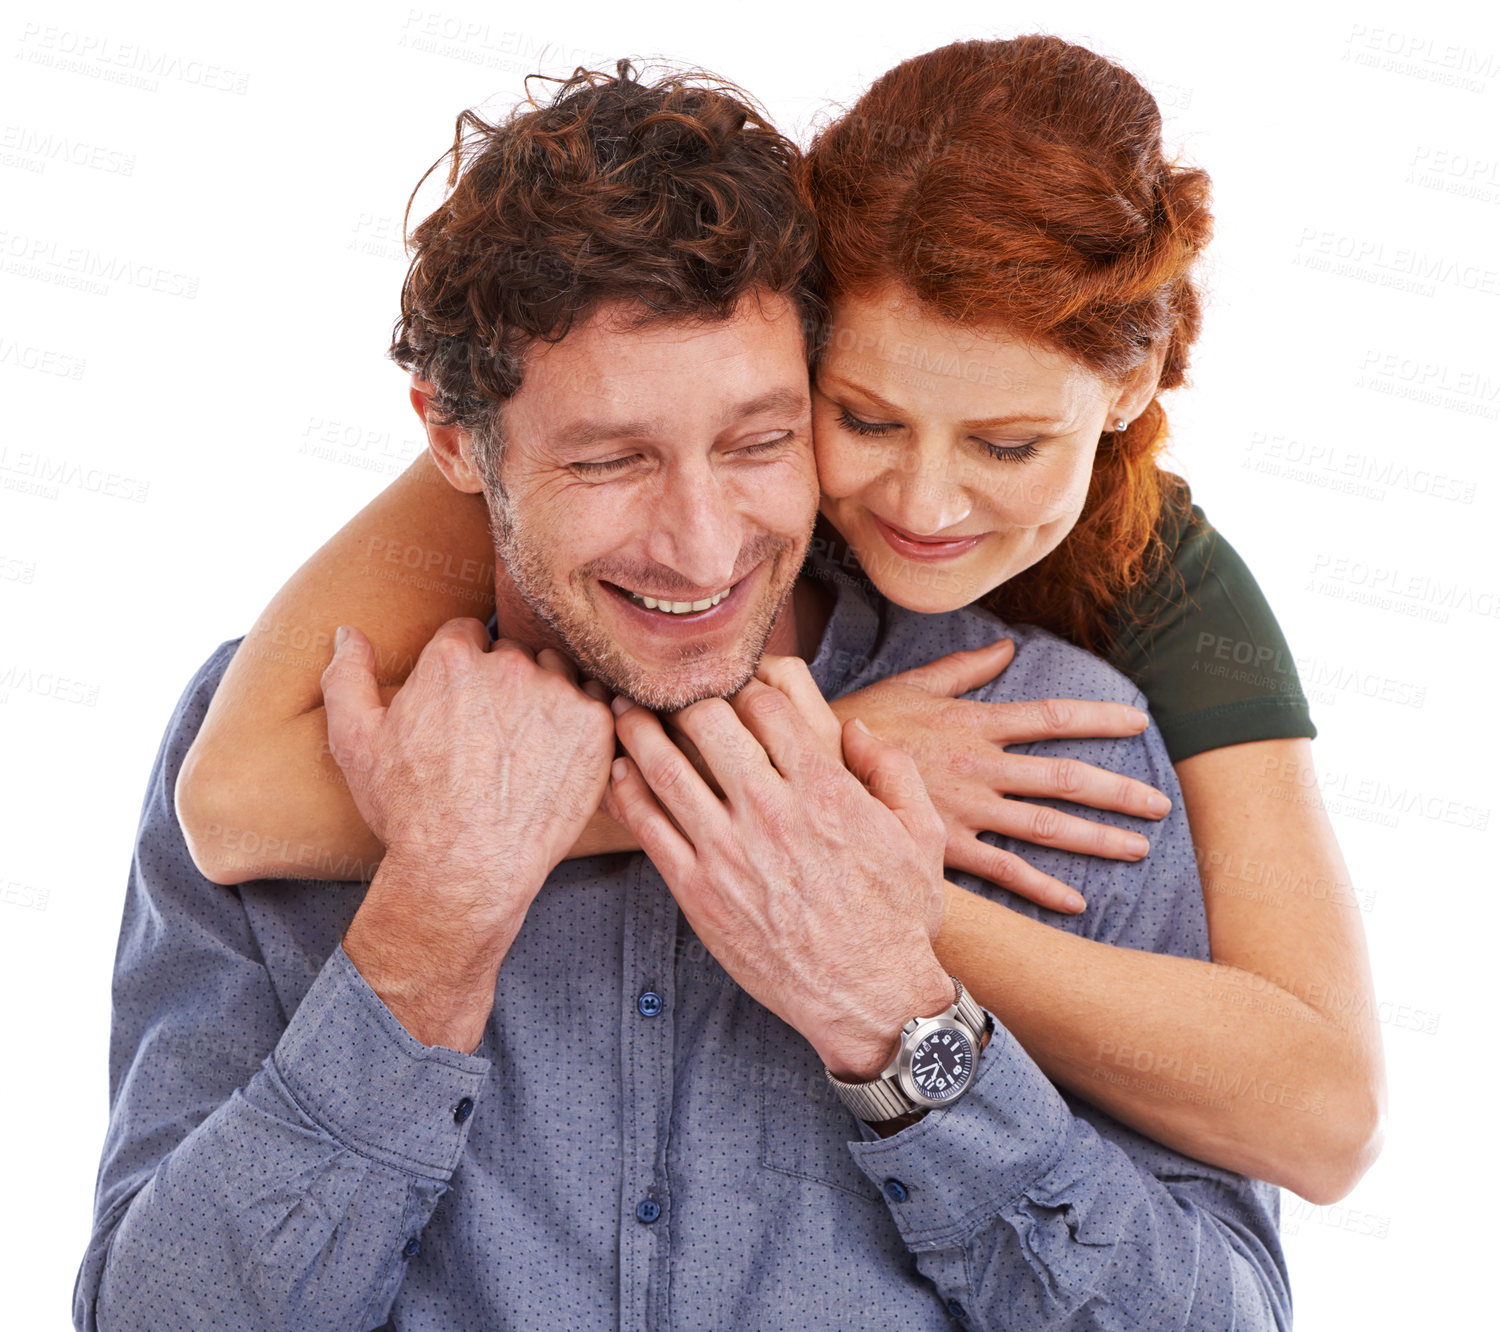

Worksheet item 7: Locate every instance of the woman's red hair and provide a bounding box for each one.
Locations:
[804,35,1213,651]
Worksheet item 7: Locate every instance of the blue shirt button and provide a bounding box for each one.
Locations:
[946,1297,968,1320]
[883,1178,909,1203]
[635,1198,661,1224]
[636,991,663,1017]
[403,1236,421,1258]
[453,1096,474,1124]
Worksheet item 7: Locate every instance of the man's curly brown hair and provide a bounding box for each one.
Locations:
[389,60,825,482]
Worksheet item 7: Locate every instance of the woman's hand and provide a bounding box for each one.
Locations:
[821,639,1172,913]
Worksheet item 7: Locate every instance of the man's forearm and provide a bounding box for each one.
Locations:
[847,1021,1290,1330]
[78,945,491,1332]
[340,849,525,1053]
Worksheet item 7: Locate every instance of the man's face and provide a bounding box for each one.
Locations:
[487,290,818,711]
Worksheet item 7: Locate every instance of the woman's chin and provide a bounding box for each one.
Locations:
[880,585,974,614]
[855,548,991,614]
[824,509,1016,613]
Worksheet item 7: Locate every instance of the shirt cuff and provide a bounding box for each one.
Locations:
[845,1015,1072,1250]
[270,941,492,1181]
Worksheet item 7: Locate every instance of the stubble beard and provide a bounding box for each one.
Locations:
[489,494,810,712]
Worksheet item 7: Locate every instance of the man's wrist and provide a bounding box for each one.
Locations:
[341,913,500,1054]
[816,958,957,1081]
[342,849,524,1053]
[376,842,544,912]
[862,1021,992,1138]
[369,845,541,955]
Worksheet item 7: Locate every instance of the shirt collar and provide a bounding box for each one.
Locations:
[799,538,883,701]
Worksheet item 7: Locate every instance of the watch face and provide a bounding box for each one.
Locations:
[908,1027,975,1103]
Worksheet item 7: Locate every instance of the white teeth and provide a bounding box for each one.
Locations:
[626,587,731,614]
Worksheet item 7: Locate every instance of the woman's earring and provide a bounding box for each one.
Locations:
[1114,418,1128,432]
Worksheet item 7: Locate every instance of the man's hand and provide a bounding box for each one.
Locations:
[323,620,615,1049]
[605,655,954,1081]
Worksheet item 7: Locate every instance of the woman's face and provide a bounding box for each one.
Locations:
[814,284,1157,613]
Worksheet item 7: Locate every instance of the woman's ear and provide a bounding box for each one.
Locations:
[409,375,486,495]
[1108,345,1168,428]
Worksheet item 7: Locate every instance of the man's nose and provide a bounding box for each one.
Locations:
[884,437,973,534]
[640,458,743,592]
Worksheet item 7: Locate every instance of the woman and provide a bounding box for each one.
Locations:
[179,36,1383,1203]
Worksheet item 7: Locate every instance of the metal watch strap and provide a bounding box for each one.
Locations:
[824,978,989,1123]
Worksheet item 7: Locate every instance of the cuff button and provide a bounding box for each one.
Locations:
[453,1096,475,1124]
[882,1178,909,1203]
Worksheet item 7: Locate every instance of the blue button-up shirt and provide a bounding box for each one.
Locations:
[74,552,1291,1330]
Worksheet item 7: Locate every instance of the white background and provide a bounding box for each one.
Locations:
[3,0,1496,1326]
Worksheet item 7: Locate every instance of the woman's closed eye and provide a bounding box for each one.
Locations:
[836,406,897,438]
[981,440,1040,464]
[837,404,1040,465]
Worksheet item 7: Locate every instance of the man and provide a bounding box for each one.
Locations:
[75,65,1289,1329]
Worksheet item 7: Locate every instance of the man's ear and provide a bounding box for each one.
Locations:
[409,375,486,495]
[1107,345,1167,428]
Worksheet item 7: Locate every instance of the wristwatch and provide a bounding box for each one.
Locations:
[824,977,992,1123]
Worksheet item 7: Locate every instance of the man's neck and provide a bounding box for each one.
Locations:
[491,566,568,658]
[766,574,832,661]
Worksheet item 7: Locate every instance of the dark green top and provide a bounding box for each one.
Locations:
[1103,489,1316,763]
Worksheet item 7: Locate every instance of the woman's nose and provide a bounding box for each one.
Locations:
[883,439,972,534]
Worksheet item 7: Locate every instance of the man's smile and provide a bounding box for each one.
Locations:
[614,581,738,615]
[596,566,762,636]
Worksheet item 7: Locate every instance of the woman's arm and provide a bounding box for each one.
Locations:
[934,736,1385,1204]
[180,450,1386,1198]
[177,450,487,882]
[773,645,1385,1202]
[176,449,636,884]
[177,459,1156,889]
